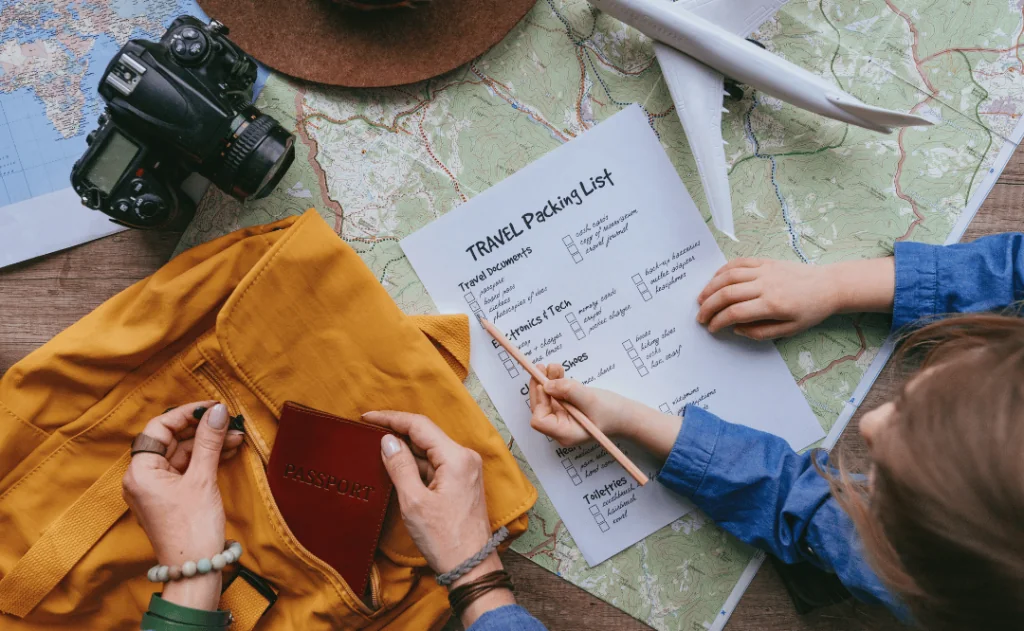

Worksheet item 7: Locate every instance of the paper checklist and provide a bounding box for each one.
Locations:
[401,106,824,565]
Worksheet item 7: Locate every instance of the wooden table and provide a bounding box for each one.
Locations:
[2,150,1022,630]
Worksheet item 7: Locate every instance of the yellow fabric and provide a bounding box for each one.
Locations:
[220,574,272,631]
[407,314,472,382]
[0,451,130,617]
[0,210,537,630]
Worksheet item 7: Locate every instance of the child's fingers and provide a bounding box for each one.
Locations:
[734,321,799,341]
[543,364,571,423]
[698,267,759,305]
[707,298,776,333]
[530,364,552,416]
[529,410,578,445]
[544,378,597,413]
[710,258,763,280]
[550,396,570,425]
[697,281,761,324]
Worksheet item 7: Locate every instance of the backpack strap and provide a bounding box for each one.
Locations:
[220,566,277,630]
[0,451,131,617]
[0,449,277,628]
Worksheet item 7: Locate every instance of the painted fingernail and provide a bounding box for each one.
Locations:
[192,406,208,421]
[164,406,176,414]
[381,435,401,457]
[208,404,228,430]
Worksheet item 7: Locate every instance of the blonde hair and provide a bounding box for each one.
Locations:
[827,314,1024,630]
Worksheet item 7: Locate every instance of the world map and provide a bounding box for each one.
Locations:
[0,1,199,207]
[6,0,1024,629]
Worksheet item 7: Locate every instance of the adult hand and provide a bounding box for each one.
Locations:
[530,364,682,461]
[122,402,244,611]
[696,258,838,339]
[362,410,514,627]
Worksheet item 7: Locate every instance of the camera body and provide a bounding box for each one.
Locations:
[71,16,294,230]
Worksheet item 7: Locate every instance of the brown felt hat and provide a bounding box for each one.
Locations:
[196,0,538,87]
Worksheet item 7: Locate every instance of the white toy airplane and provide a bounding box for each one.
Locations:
[589,0,932,239]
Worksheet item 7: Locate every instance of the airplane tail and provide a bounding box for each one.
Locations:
[828,93,932,129]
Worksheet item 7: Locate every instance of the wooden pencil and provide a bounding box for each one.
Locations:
[478,317,649,486]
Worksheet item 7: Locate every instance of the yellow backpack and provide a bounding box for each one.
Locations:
[0,210,536,630]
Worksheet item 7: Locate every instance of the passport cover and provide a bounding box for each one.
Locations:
[267,401,394,596]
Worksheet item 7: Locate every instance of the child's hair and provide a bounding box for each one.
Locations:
[828,313,1024,630]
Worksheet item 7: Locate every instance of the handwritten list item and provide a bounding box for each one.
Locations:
[401,106,824,566]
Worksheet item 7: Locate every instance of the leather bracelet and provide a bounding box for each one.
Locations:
[447,570,514,619]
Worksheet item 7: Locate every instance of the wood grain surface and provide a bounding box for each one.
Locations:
[2,149,1022,630]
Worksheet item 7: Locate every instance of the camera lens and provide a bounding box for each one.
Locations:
[221,114,296,200]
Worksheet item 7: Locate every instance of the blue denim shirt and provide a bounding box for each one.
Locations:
[469,234,1024,631]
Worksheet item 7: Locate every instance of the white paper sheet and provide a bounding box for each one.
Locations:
[401,106,824,566]
[0,188,126,269]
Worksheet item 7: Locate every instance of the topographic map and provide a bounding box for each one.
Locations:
[8,0,1023,629]
[174,0,1024,629]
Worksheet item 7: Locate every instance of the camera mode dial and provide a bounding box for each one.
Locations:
[169,25,208,64]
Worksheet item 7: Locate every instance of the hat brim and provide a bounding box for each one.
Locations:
[196,0,539,87]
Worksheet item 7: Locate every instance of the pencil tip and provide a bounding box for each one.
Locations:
[475,313,486,324]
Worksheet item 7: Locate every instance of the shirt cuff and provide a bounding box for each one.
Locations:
[892,241,939,331]
[656,405,724,497]
[141,593,231,630]
[467,604,547,631]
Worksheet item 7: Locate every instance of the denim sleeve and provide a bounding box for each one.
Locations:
[892,233,1024,330]
[467,605,548,631]
[658,406,901,613]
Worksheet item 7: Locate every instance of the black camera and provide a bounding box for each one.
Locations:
[71,16,295,230]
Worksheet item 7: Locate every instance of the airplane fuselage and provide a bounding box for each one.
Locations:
[590,0,896,132]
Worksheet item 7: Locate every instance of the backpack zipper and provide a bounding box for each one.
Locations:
[196,363,271,464]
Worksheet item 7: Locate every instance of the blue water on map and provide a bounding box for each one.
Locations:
[0,0,269,208]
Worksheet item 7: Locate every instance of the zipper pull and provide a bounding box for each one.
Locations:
[229,415,246,432]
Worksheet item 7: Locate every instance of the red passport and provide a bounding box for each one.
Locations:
[267,402,394,596]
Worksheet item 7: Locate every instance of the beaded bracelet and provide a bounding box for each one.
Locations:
[146,540,243,583]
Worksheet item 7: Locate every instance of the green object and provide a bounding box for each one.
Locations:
[141,593,231,630]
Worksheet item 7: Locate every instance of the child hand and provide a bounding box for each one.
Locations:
[528,363,646,446]
[529,364,683,460]
[696,258,838,340]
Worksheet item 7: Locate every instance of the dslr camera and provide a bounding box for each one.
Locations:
[71,16,295,230]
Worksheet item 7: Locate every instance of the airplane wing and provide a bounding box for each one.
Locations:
[652,0,788,238]
[654,43,736,239]
[676,0,790,38]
